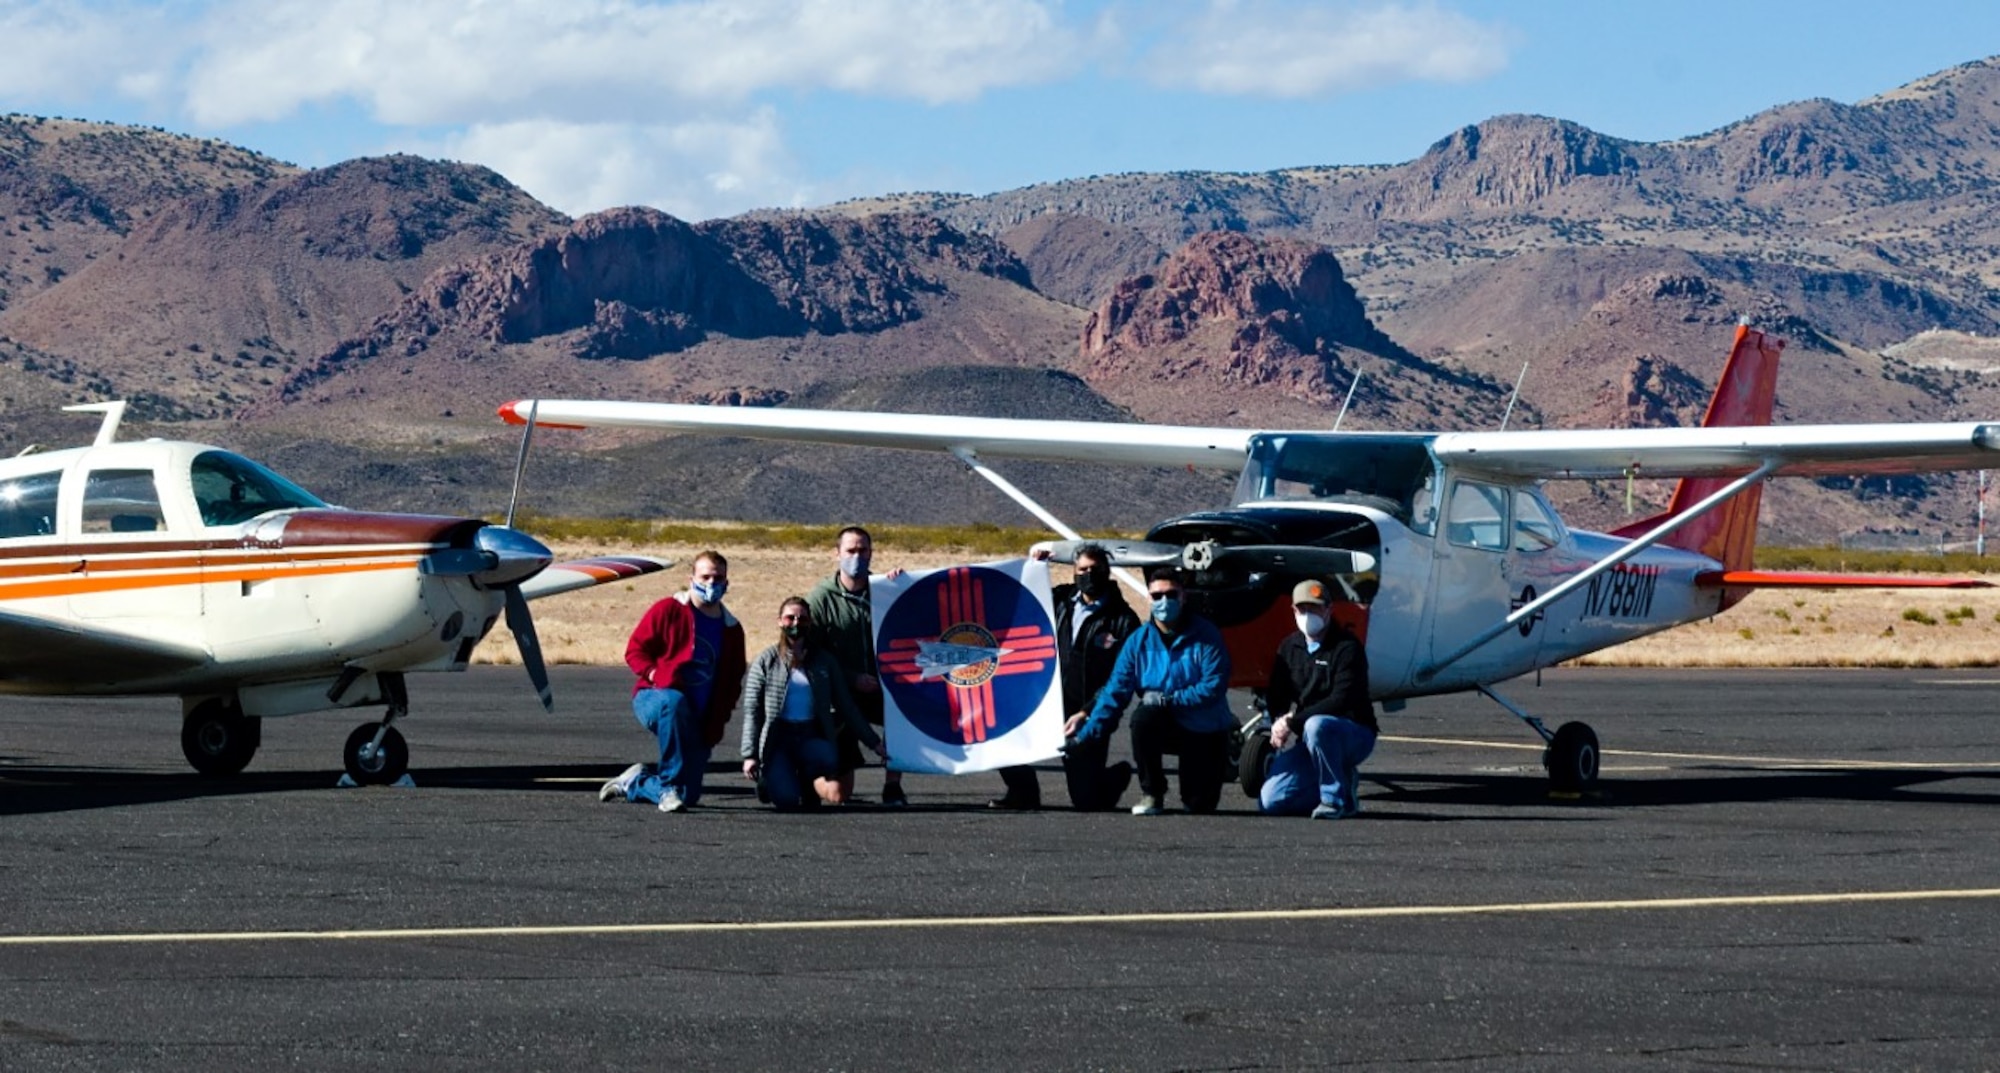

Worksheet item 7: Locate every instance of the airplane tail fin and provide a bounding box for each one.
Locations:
[1610,325,1785,578]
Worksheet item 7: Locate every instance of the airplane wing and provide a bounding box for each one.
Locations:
[502,400,2000,482]
[0,608,210,687]
[1431,423,2000,480]
[498,400,1253,469]
[520,555,673,601]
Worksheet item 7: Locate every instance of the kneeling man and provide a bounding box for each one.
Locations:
[1260,579,1377,819]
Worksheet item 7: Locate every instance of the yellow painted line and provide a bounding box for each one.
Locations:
[4,887,1998,947]
[1381,734,2000,770]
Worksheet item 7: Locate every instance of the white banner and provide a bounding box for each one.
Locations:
[871,558,1065,775]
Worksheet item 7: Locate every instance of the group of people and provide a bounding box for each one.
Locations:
[596,527,1378,819]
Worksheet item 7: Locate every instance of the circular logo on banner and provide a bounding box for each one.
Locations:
[876,565,1059,746]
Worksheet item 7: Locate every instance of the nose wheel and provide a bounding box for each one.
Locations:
[342,722,409,785]
[340,672,411,785]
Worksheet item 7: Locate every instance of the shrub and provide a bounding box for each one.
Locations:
[1902,608,1939,626]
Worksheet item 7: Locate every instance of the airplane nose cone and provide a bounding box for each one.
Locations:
[472,525,553,589]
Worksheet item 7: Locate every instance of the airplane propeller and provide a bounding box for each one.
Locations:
[419,524,556,710]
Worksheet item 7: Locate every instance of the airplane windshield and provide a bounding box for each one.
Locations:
[191,451,329,526]
[1233,434,1438,529]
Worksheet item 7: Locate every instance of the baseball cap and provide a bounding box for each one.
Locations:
[1291,579,1329,605]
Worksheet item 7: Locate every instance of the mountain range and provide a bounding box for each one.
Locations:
[8,55,2000,541]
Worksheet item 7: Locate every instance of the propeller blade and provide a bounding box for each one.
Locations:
[1184,542,1378,577]
[505,585,554,712]
[1031,538,1188,567]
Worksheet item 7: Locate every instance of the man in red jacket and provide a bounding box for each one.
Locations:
[599,550,747,812]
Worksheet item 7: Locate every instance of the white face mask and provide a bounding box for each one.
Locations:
[1295,609,1327,638]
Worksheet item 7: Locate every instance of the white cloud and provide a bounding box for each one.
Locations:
[422,109,808,222]
[1145,0,1512,98]
[0,2,182,102]
[177,0,1091,126]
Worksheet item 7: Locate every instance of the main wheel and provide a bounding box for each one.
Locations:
[1237,728,1273,798]
[343,722,409,785]
[1544,721,1600,793]
[181,702,261,776]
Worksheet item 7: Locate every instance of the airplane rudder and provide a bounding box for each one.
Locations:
[1698,325,1785,430]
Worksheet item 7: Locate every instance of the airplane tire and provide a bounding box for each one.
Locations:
[1544,721,1600,792]
[343,723,409,785]
[181,703,260,776]
[1237,728,1273,798]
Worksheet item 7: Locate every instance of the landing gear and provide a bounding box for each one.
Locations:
[342,722,409,785]
[341,672,411,785]
[1477,684,1599,796]
[181,700,261,776]
[1543,721,1600,793]
[1237,724,1273,798]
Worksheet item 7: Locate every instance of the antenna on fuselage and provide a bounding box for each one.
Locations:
[1498,363,1529,430]
[63,400,127,446]
[1332,370,1365,430]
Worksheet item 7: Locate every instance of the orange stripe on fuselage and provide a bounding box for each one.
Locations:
[0,552,430,600]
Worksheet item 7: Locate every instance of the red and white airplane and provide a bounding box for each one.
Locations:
[0,402,666,784]
[499,324,1992,793]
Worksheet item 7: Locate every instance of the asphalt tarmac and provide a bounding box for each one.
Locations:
[4,665,2000,1071]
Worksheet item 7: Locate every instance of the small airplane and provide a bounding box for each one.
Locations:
[498,323,1994,794]
[0,402,667,784]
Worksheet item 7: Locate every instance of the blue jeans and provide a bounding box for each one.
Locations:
[762,722,838,809]
[629,687,708,805]
[1259,715,1376,816]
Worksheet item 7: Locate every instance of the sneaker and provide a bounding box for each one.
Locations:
[881,783,909,808]
[658,789,686,813]
[598,763,643,803]
[987,795,1039,811]
[1310,802,1346,820]
[1130,794,1163,816]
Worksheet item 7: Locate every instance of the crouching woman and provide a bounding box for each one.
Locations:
[740,597,888,808]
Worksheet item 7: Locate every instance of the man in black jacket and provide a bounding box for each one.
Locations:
[991,544,1141,810]
[1259,578,1378,819]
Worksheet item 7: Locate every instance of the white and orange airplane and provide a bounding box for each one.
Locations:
[0,402,666,784]
[500,324,1993,795]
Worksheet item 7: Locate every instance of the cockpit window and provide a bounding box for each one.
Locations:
[1233,434,1438,528]
[83,469,166,534]
[191,451,328,527]
[1513,490,1563,552]
[0,470,61,540]
[1445,479,1508,551]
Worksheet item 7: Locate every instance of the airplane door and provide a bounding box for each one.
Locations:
[66,465,202,622]
[1422,478,1518,680]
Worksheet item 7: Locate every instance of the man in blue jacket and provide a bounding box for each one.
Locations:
[1066,567,1233,815]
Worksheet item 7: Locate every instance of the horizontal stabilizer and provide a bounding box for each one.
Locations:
[1696,570,1992,590]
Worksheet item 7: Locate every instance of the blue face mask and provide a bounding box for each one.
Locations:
[691,579,727,604]
[839,553,870,580]
[1150,594,1182,625]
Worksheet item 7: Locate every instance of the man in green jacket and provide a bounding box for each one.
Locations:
[806,525,908,806]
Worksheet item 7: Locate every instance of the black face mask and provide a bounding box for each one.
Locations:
[1076,570,1107,597]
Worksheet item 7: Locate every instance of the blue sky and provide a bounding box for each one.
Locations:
[2,1,1995,222]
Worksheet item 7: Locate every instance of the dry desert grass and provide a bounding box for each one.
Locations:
[475,542,2000,671]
